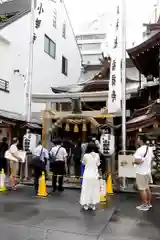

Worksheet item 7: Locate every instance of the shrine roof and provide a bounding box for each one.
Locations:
[126,101,160,132]
[131,103,154,118]
[127,31,160,78]
[51,57,140,94]
[126,112,156,132]
[127,31,160,57]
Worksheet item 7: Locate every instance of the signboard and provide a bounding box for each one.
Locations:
[100,134,115,156]
[118,154,136,178]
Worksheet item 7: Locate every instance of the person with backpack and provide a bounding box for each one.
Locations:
[32,140,49,195]
[50,139,67,192]
[133,135,154,211]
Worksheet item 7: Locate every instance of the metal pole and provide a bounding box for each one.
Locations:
[121,0,127,188]
[156,0,160,22]
[26,0,35,122]
[159,48,160,98]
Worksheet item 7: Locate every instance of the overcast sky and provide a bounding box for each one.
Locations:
[64,0,159,47]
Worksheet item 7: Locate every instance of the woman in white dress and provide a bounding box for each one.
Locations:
[80,143,100,211]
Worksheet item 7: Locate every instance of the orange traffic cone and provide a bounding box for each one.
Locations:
[100,178,107,202]
[0,169,7,192]
[37,172,48,197]
[106,173,113,195]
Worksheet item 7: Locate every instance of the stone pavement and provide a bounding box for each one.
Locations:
[0,187,160,240]
[99,194,160,240]
[0,186,116,240]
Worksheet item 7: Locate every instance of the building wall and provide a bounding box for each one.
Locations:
[0,0,81,116]
[76,33,106,65]
[82,53,102,65]
[32,0,81,93]
[0,14,30,115]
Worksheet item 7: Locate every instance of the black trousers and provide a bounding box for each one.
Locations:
[52,161,65,191]
[67,156,71,175]
[74,161,81,178]
[34,167,42,194]
[0,158,7,174]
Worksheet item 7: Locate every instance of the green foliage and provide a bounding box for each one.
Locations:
[0,14,8,21]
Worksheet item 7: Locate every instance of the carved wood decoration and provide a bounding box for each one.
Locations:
[92,57,111,80]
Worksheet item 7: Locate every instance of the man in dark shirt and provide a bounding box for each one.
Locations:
[0,137,8,174]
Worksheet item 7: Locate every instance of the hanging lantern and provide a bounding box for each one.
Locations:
[82,123,87,132]
[74,124,79,133]
[65,123,70,131]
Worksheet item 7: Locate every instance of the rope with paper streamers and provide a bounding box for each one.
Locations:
[50,115,100,132]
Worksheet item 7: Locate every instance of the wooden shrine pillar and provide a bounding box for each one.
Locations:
[42,102,52,150]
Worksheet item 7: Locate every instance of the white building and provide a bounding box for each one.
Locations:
[76,13,109,66]
[0,0,81,118]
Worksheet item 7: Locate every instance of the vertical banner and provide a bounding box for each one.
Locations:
[33,0,45,43]
[108,4,122,114]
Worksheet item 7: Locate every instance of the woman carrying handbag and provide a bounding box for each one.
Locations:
[5,138,22,190]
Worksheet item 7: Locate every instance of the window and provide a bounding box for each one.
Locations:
[79,43,101,51]
[44,35,56,59]
[0,79,9,93]
[53,8,57,28]
[76,34,106,41]
[62,22,66,38]
[62,56,68,76]
[82,54,102,64]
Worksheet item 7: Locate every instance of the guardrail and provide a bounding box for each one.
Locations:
[0,79,9,92]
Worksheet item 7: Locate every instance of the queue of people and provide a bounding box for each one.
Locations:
[31,137,104,210]
[0,135,105,210]
[0,133,155,212]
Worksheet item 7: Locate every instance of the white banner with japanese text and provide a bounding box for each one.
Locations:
[108,4,122,114]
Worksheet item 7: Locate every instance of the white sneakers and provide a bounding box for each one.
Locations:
[83,205,96,211]
[84,205,89,210]
[136,204,152,211]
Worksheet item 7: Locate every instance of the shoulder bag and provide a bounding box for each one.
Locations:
[50,146,61,163]
[144,146,149,158]
[49,146,61,171]
[31,147,45,171]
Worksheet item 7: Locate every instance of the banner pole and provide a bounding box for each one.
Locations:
[121,0,127,188]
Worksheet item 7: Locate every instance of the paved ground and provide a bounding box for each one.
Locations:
[0,187,159,240]
[0,186,116,240]
[99,195,160,240]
